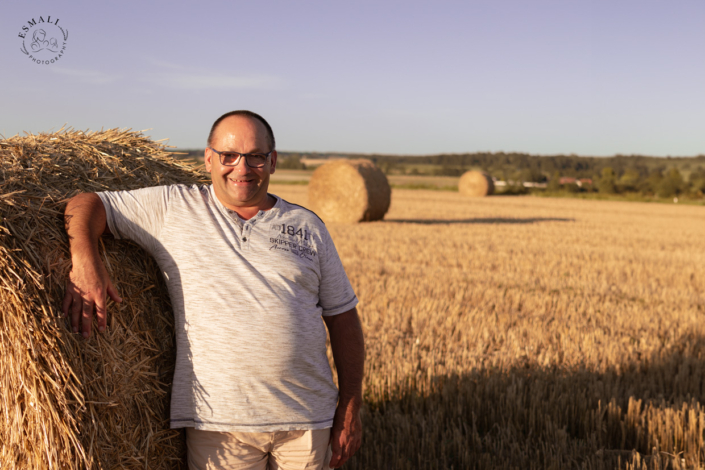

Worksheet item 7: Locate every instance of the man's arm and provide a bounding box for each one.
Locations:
[323,307,365,468]
[62,193,121,338]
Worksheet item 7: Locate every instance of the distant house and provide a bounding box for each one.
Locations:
[558,177,592,187]
[493,179,547,188]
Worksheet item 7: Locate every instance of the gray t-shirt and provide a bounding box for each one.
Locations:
[98,184,358,432]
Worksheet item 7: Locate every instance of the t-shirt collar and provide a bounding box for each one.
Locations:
[208,184,280,223]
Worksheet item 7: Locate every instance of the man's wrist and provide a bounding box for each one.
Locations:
[337,395,362,413]
[69,240,102,264]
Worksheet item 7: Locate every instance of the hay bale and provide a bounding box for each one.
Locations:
[307,159,391,223]
[459,170,494,197]
[0,128,207,469]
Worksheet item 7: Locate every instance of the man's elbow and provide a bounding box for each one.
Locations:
[64,192,111,236]
[324,309,364,349]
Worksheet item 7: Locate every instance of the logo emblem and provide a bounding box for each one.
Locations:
[18,16,68,65]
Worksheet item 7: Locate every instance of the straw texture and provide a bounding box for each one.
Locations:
[307,159,391,223]
[0,128,207,469]
[459,170,494,197]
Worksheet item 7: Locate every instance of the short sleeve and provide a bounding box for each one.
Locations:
[317,227,358,316]
[97,185,171,254]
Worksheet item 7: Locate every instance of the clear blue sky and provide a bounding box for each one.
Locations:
[1,0,703,156]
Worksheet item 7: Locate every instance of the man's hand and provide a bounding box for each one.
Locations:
[329,399,362,468]
[62,192,120,338]
[323,308,365,468]
[62,255,121,338]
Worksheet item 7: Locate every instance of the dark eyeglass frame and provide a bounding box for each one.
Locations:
[208,147,273,168]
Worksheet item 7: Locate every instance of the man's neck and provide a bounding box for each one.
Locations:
[221,194,276,221]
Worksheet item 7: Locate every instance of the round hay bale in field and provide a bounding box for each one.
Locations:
[459,170,494,197]
[0,128,207,469]
[307,159,391,223]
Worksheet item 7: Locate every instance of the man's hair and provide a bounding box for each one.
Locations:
[207,110,276,151]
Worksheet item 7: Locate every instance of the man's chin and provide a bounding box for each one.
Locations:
[226,189,263,207]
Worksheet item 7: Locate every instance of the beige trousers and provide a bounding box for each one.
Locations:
[186,427,332,470]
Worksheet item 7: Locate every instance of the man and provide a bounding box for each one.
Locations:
[63,110,364,469]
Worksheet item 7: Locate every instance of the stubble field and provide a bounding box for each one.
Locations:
[270,184,705,470]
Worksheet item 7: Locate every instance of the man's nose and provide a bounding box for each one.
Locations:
[232,156,252,174]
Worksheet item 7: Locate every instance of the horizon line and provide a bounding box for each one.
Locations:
[168,148,705,160]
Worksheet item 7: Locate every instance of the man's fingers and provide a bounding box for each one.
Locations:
[81,300,94,338]
[329,449,349,469]
[95,297,107,333]
[107,282,122,304]
[328,427,361,468]
[70,293,82,334]
[329,438,343,468]
[337,446,352,468]
[62,287,72,317]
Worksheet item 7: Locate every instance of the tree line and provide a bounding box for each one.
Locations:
[173,149,705,198]
[278,151,705,198]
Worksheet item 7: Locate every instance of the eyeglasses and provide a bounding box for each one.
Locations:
[208,147,273,168]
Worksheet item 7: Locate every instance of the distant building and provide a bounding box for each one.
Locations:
[492,179,547,188]
[522,182,547,188]
[558,177,592,187]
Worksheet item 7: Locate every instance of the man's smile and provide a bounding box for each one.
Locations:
[227,177,256,185]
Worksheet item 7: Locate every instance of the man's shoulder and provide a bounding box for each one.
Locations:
[163,183,209,194]
[274,196,325,227]
[149,183,211,202]
[99,184,211,221]
[110,183,207,197]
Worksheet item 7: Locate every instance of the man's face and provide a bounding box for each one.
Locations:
[204,116,277,211]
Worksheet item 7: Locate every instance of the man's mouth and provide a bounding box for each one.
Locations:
[228,178,255,185]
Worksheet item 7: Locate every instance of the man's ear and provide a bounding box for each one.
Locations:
[204,147,213,172]
[269,150,278,174]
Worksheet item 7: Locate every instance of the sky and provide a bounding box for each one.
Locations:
[1,0,704,156]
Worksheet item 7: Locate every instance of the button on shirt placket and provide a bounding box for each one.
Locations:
[226,211,242,234]
[242,222,251,247]
[241,214,261,250]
